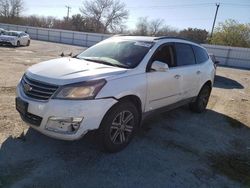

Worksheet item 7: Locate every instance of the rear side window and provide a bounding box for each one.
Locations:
[193,45,209,64]
[175,43,196,66]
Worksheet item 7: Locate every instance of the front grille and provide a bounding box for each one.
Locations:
[21,75,59,100]
[20,112,42,126]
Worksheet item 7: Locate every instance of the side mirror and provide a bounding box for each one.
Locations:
[151,61,169,72]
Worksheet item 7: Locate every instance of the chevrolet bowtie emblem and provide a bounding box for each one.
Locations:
[24,83,32,92]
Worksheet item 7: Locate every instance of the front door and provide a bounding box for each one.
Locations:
[145,44,182,112]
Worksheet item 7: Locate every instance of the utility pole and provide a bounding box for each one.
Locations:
[65,5,71,20]
[210,3,220,38]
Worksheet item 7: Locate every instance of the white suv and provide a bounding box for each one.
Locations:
[16,36,215,152]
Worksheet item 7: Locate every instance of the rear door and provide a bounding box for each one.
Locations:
[20,33,28,45]
[192,45,212,86]
[174,43,201,100]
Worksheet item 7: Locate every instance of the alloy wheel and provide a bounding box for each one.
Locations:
[110,110,134,144]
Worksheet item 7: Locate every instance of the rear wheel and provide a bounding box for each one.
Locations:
[26,40,30,46]
[190,84,211,113]
[99,101,139,153]
[16,41,20,47]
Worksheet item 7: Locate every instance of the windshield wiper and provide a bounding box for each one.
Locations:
[82,58,129,68]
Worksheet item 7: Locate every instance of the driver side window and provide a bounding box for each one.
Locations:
[151,45,175,68]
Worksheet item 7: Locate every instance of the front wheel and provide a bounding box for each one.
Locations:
[190,84,211,113]
[99,101,139,153]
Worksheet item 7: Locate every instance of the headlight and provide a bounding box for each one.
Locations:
[54,79,106,100]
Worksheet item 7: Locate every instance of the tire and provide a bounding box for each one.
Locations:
[189,84,211,113]
[26,40,30,46]
[17,41,20,47]
[99,101,139,153]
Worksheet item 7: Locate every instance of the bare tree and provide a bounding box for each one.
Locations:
[0,0,24,18]
[0,0,9,17]
[71,14,84,31]
[149,19,164,36]
[157,26,179,37]
[134,17,149,36]
[79,0,128,33]
[10,0,24,17]
[133,17,177,37]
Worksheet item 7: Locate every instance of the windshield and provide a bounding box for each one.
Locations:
[3,31,19,36]
[77,39,154,68]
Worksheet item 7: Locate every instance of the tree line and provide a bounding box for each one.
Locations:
[0,0,250,47]
[0,0,129,33]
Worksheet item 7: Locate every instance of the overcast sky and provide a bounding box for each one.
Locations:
[24,0,250,31]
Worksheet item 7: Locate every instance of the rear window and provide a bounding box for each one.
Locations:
[4,32,19,36]
[193,45,209,64]
[175,43,196,66]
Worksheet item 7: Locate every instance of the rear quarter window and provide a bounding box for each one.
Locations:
[193,45,209,64]
[175,43,196,66]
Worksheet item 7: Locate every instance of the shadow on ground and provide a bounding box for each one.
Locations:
[214,75,244,89]
[0,44,16,48]
[0,108,249,188]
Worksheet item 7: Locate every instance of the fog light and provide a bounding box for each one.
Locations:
[46,117,83,134]
[71,122,80,130]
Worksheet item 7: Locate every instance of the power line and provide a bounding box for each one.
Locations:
[126,18,214,23]
[128,3,214,9]
[31,2,250,9]
[223,3,250,7]
[127,2,250,9]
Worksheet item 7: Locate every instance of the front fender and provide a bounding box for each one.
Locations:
[97,74,147,112]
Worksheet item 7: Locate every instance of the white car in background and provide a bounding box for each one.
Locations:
[0,30,30,47]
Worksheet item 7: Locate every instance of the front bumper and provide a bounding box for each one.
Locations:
[16,83,117,140]
[0,41,16,46]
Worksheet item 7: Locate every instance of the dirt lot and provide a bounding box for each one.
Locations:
[0,40,249,188]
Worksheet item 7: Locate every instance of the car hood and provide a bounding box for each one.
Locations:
[0,35,16,40]
[26,57,128,85]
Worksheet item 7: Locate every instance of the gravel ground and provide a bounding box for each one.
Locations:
[0,40,249,188]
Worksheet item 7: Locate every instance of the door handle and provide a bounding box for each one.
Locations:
[174,74,181,79]
[196,71,201,75]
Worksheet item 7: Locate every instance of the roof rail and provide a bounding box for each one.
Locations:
[154,36,200,44]
[113,34,129,37]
